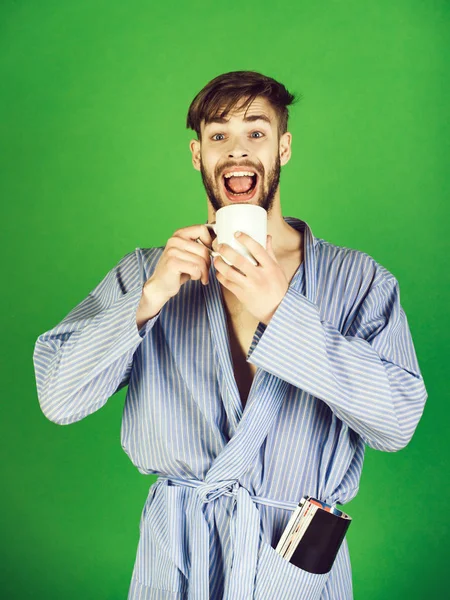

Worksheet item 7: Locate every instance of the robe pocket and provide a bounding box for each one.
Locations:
[253,539,331,600]
[132,480,188,594]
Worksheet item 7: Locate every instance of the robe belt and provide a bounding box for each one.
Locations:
[157,475,304,600]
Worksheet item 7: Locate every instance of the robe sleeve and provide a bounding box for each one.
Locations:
[247,274,428,452]
[33,249,161,425]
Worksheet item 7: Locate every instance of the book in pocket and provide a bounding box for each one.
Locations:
[289,502,352,574]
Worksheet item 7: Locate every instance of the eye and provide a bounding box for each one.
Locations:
[211,131,265,141]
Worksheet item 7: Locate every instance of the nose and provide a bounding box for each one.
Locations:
[228,138,249,158]
[228,149,248,158]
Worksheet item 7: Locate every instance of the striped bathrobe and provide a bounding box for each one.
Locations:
[33,217,428,599]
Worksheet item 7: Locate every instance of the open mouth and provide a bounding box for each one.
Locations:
[222,172,258,201]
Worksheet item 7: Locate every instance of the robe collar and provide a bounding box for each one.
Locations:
[202,216,318,431]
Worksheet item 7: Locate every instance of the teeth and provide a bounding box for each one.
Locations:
[223,171,256,178]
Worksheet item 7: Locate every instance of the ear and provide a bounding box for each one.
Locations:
[279,131,292,167]
[190,139,201,172]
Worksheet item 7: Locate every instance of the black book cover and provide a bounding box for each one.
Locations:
[289,507,351,574]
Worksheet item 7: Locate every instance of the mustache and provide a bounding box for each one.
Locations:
[216,163,262,178]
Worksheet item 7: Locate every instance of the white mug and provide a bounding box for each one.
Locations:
[197,204,267,267]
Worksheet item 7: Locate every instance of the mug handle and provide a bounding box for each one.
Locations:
[197,223,257,272]
[196,223,220,258]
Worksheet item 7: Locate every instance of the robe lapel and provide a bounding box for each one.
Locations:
[201,218,318,483]
[201,267,245,435]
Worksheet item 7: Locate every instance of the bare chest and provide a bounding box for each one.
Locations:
[220,255,302,410]
[222,308,260,411]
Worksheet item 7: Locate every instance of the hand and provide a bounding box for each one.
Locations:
[145,224,214,302]
[213,232,289,325]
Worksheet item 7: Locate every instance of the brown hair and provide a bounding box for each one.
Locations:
[186,71,299,141]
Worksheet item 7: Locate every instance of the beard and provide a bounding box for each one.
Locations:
[199,153,281,216]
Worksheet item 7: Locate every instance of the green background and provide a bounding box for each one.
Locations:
[1,0,448,598]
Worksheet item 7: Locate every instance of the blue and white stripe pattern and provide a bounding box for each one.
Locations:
[33,217,428,599]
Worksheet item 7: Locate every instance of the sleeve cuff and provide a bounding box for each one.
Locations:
[122,285,162,344]
[247,286,319,372]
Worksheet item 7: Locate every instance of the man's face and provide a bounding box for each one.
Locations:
[190,96,290,216]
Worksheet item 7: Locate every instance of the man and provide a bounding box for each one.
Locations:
[33,71,428,599]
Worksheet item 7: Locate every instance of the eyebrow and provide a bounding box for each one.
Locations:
[205,114,272,126]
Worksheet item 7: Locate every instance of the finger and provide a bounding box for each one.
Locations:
[171,236,211,267]
[216,243,252,276]
[266,234,276,260]
[233,232,270,267]
[213,255,247,281]
[211,237,220,252]
[168,247,209,284]
[214,266,241,297]
[173,224,214,247]
[195,237,215,260]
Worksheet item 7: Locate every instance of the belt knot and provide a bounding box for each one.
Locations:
[196,479,240,504]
